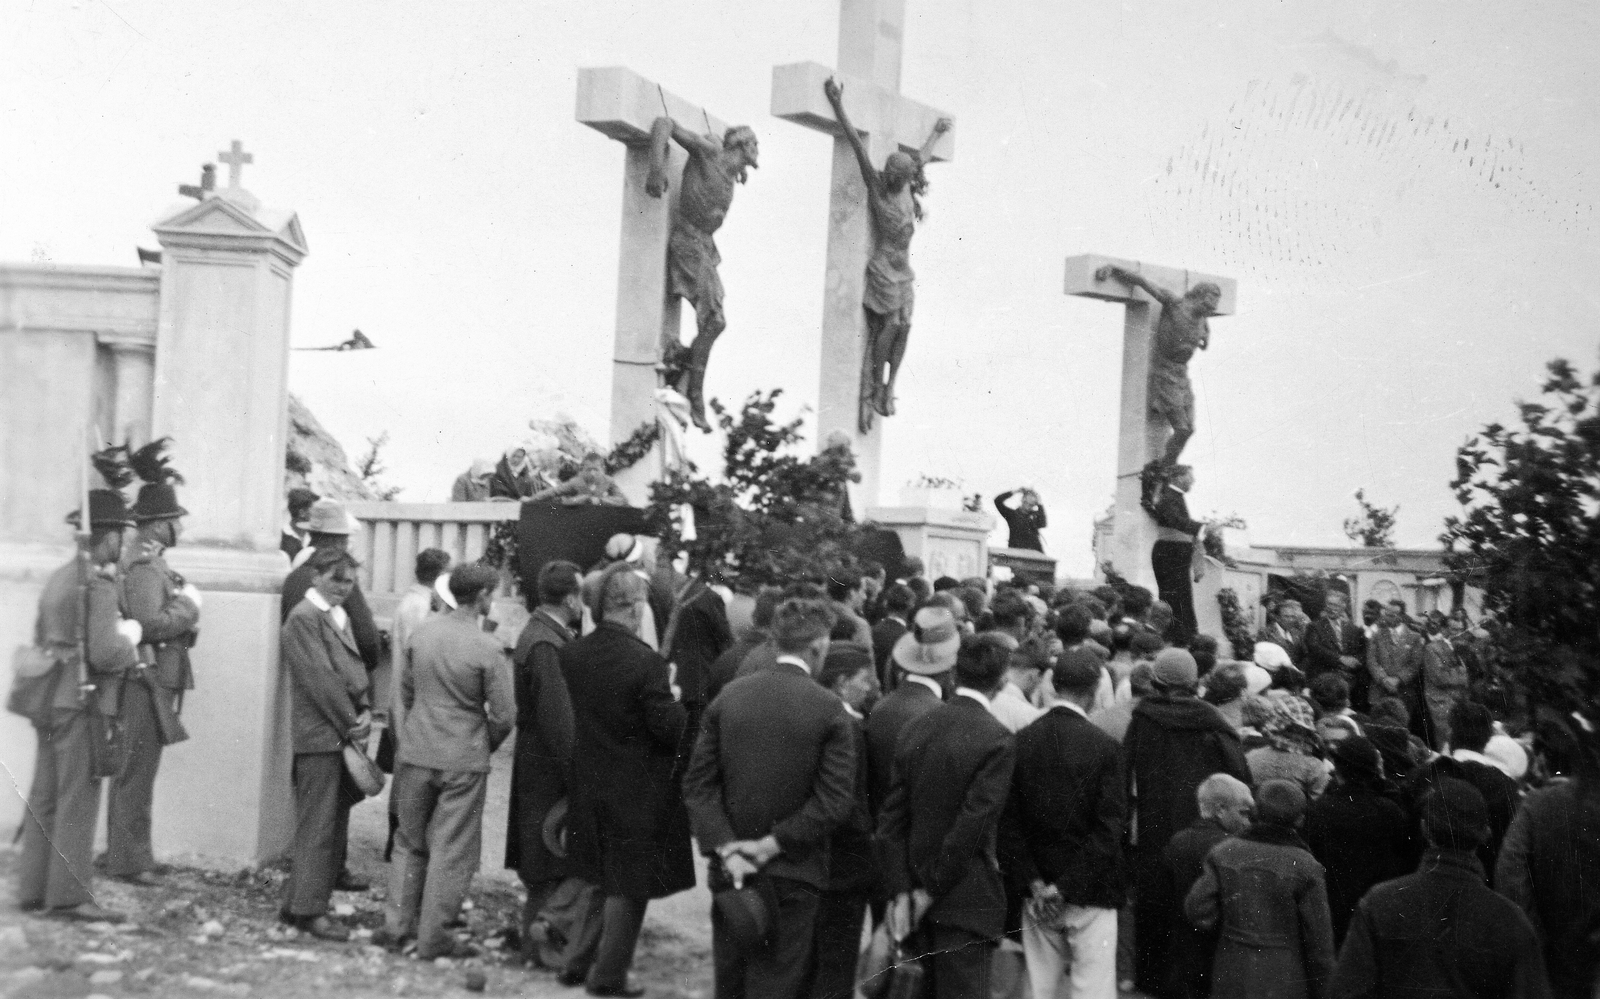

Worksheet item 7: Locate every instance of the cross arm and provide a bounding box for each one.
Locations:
[577,67,729,146]
[1064,254,1237,316]
[770,61,955,162]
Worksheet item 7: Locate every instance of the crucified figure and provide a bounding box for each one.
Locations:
[645,116,760,432]
[823,77,951,433]
[1095,265,1222,469]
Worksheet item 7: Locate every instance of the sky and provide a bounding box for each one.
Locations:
[3,0,1596,575]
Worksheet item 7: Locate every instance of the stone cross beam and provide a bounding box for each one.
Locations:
[769,0,954,510]
[1065,254,1237,588]
[577,67,729,504]
[218,140,253,188]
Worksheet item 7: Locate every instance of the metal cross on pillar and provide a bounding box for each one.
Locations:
[1065,254,1237,589]
[770,0,954,510]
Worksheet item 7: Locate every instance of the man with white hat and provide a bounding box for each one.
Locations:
[279,497,381,893]
[864,606,960,820]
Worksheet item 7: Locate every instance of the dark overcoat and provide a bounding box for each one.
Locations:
[559,622,694,900]
[504,608,575,882]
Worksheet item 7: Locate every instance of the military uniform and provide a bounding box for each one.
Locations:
[18,490,141,916]
[108,536,198,877]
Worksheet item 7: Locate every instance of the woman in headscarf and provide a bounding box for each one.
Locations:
[1244,694,1331,799]
[450,459,495,502]
[490,446,550,500]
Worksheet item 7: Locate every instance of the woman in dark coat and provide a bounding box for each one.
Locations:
[557,564,693,992]
[1303,737,1412,945]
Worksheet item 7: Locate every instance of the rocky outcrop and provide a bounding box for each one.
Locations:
[285,393,375,501]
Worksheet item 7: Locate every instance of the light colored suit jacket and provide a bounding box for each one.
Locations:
[1367,625,1423,689]
[281,596,369,754]
[398,611,515,774]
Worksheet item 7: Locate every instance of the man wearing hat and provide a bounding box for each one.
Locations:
[19,482,143,921]
[108,439,202,884]
[1124,647,1250,995]
[683,598,857,998]
[1333,779,1551,999]
[280,497,382,892]
[864,605,960,818]
[1001,647,1128,999]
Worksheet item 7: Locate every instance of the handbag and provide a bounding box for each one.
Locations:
[342,739,387,798]
[7,645,66,726]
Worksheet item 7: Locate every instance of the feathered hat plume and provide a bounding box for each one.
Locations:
[129,437,185,485]
[91,444,136,490]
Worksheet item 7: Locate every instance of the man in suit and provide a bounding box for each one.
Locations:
[279,498,381,893]
[662,569,733,737]
[505,560,588,967]
[826,563,875,653]
[382,565,515,959]
[1002,647,1126,999]
[1256,599,1307,668]
[279,548,372,941]
[1366,599,1423,732]
[19,488,143,923]
[561,563,695,997]
[1147,466,1205,645]
[869,582,915,691]
[108,451,201,884]
[684,597,857,999]
[880,634,1017,999]
[865,605,959,818]
[1302,592,1369,712]
[705,586,780,705]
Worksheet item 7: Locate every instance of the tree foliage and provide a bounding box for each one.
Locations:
[646,390,867,589]
[1442,357,1600,710]
[356,431,402,501]
[1343,488,1398,547]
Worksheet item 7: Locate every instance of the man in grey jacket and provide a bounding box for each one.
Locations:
[380,565,516,959]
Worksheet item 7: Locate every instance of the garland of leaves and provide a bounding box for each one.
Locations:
[604,422,661,475]
[1216,587,1255,660]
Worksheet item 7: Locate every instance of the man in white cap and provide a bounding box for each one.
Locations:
[864,606,959,821]
[279,497,381,893]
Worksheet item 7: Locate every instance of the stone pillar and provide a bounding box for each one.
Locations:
[106,337,155,447]
[149,184,308,863]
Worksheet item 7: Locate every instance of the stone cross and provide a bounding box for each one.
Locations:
[1065,254,1237,588]
[178,163,216,201]
[218,140,253,188]
[770,0,954,510]
[576,67,730,504]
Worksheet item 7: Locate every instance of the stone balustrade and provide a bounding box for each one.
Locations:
[344,501,520,618]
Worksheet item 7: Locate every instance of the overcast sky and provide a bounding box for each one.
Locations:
[4,0,1595,575]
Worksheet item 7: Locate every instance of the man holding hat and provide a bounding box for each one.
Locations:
[1001,646,1128,999]
[108,438,201,884]
[19,470,143,921]
[683,598,857,999]
[1125,647,1250,995]
[1333,779,1551,999]
[865,605,960,818]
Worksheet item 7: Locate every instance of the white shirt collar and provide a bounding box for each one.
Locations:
[1050,698,1090,720]
[842,702,864,721]
[1451,747,1496,768]
[955,687,994,712]
[304,587,349,631]
[775,653,812,676]
[904,674,942,697]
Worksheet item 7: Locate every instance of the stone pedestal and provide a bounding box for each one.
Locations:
[144,185,308,863]
[867,506,994,582]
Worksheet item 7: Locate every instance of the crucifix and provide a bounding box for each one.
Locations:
[576,67,740,504]
[178,163,216,201]
[218,140,253,189]
[1065,254,1237,590]
[770,0,954,510]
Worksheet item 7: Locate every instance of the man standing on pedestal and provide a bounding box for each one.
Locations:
[18,487,143,922]
[108,439,200,885]
[995,488,1047,552]
[1147,465,1205,645]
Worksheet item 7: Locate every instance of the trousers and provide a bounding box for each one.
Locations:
[387,764,488,958]
[1023,903,1118,999]
[711,875,820,999]
[809,888,868,999]
[106,681,172,876]
[568,893,648,991]
[18,711,100,910]
[1151,540,1197,644]
[922,923,994,999]
[283,752,361,917]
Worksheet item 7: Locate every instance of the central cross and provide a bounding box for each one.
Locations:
[576,68,731,503]
[218,140,253,189]
[771,0,954,509]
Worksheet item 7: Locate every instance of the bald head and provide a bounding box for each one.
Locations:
[1196,773,1254,834]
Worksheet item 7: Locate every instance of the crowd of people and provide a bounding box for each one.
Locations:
[20,472,1600,999]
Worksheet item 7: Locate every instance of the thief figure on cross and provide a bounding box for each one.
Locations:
[1095,265,1222,469]
[645,115,760,432]
[824,77,951,431]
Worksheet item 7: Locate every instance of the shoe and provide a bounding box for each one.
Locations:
[586,983,646,998]
[370,927,412,951]
[109,871,161,887]
[299,916,349,942]
[46,903,126,923]
[1119,979,1136,993]
[333,871,370,892]
[18,900,44,913]
[558,969,588,987]
[418,940,479,961]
